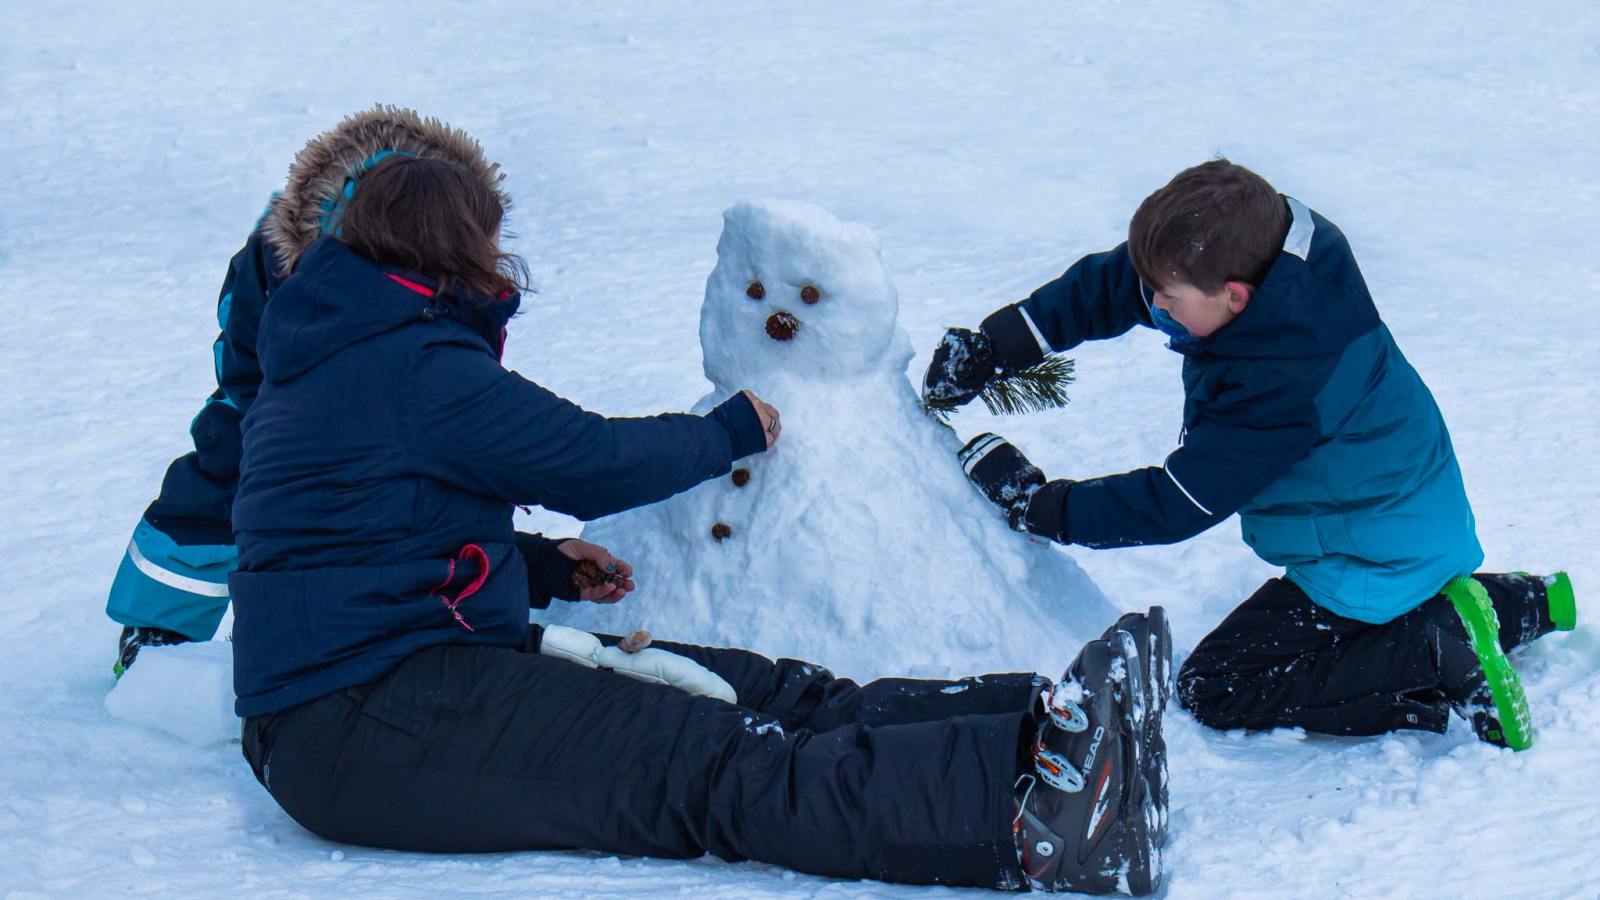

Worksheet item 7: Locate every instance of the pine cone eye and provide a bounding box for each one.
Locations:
[800,285,820,305]
[746,282,766,300]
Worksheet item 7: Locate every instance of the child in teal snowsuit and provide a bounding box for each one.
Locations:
[930,159,1576,749]
[106,107,508,674]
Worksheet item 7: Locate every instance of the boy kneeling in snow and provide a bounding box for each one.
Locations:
[930,159,1575,751]
[231,131,1169,893]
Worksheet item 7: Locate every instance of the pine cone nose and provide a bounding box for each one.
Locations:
[765,312,800,341]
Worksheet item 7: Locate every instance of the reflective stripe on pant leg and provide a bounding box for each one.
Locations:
[105,519,236,640]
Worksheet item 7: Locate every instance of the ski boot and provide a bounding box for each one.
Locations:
[1440,576,1534,750]
[1102,607,1173,849]
[1013,636,1161,895]
[113,625,190,679]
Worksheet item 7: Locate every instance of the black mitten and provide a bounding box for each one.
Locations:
[923,328,998,408]
[959,433,1046,531]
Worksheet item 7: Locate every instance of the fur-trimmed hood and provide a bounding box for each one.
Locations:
[262,105,507,276]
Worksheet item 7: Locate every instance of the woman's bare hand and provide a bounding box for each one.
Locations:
[743,390,781,447]
[558,539,635,603]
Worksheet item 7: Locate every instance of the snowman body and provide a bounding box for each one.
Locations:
[542,200,1115,680]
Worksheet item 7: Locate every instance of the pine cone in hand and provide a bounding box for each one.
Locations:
[572,559,624,590]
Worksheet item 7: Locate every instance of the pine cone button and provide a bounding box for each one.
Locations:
[711,522,733,541]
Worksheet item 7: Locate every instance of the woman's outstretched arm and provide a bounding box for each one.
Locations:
[406,343,767,520]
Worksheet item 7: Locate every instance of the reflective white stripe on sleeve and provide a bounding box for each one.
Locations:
[1163,457,1214,516]
[1283,197,1315,260]
[1018,307,1053,356]
[126,539,232,597]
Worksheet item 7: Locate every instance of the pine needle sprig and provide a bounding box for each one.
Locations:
[925,355,1075,421]
[979,355,1076,416]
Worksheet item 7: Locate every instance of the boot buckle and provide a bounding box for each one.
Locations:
[1034,747,1085,793]
[1048,700,1088,733]
[1044,686,1089,733]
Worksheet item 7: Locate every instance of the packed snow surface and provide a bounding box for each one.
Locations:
[3,2,1598,899]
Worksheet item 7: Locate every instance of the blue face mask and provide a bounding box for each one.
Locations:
[1149,304,1197,345]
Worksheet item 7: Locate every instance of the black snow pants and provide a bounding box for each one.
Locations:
[241,629,1039,889]
[1177,573,1558,736]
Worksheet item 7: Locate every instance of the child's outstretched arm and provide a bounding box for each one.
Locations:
[995,244,1152,360]
[1019,356,1337,548]
[923,245,1149,406]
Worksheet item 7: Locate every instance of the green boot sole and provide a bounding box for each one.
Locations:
[1443,576,1534,751]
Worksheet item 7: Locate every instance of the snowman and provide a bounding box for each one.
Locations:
[541,200,1116,680]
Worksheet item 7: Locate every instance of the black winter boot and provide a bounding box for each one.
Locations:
[1013,636,1162,895]
[113,626,191,679]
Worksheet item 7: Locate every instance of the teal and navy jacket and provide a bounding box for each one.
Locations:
[980,198,1483,624]
[106,109,513,646]
[104,228,279,641]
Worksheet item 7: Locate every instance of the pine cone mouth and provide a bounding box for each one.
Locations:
[766,311,801,342]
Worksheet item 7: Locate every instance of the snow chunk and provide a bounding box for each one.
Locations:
[104,641,238,745]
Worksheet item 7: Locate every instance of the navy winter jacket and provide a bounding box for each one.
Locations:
[231,237,767,715]
[980,198,1483,623]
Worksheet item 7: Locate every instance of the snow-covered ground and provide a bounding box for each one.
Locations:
[3,2,1598,897]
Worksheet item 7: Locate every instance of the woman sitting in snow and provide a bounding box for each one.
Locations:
[232,149,1171,895]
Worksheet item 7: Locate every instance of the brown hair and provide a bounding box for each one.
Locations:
[1128,159,1288,294]
[337,154,530,300]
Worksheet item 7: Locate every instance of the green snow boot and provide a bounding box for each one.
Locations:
[1442,576,1534,751]
[1546,572,1576,632]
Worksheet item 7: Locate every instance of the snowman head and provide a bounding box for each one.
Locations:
[700,200,911,392]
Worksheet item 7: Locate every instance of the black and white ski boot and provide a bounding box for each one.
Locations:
[1013,636,1161,895]
[1102,606,1173,849]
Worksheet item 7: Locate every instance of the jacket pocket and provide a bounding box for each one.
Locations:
[1239,513,1325,566]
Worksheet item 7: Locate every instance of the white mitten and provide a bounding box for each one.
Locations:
[537,624,608,667]
[538,625,736,703]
